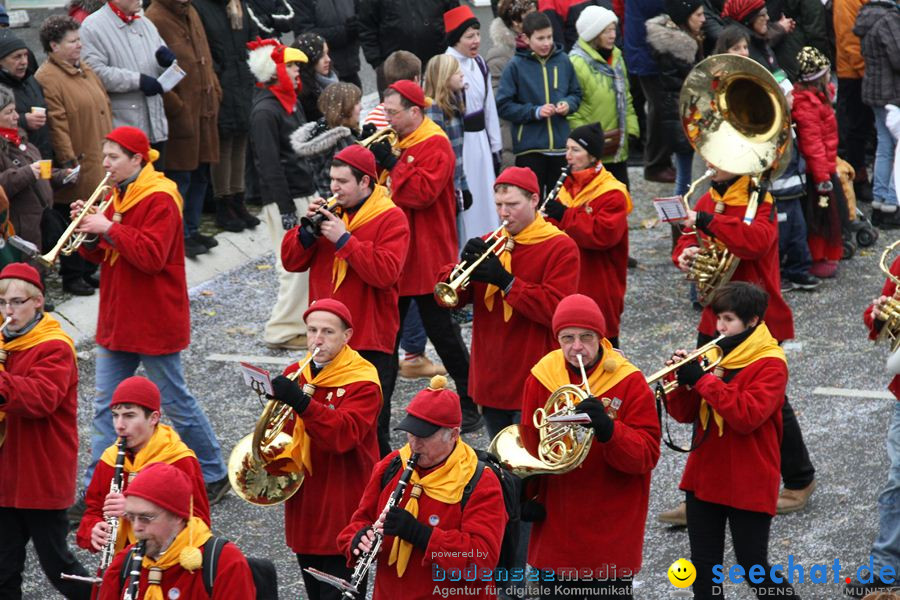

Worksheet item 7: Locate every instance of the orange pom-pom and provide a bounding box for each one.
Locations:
[428,374,447,390]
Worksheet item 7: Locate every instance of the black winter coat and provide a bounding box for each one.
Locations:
[358,0,459,69]
[0,69,52,160]
[245,0,294,38]
[853,0,900,107]
[192,0,258,135]
[295,0,360,81]
[766,0,830,80]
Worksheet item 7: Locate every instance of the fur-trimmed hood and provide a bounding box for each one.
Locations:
[490,17,517,49]
[645,14,700,65]
[290,119,352,157]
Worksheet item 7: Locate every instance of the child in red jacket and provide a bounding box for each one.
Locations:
[791,46,849,279]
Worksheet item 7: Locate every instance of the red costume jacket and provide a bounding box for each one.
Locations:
[864,254,900,399]
[672,185,794,342]
[98,539,256,599]
[281,203,409,353]
[791,85,838,184]
[79,190,190,355]
[338,448,507,600]
[0,338,78,509]
[387,126,458,297]
[519,365,660,575]
[666,357,787,515]
[438,231,579,410]
[283,363,381,554]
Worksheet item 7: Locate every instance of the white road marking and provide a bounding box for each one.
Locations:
[812,387,895,400]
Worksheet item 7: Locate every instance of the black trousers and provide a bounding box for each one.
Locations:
[685,492,799,600]
[836,77,875,173]
[638,75,674,175]
[52,204,97,286]
[0,507,91,600]
[514,153,568,200]
[358,349,395,457]
[538,577,633,599]
[380,294,472,457]
[297,553,364,600]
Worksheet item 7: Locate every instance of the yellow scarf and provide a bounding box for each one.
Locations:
[377,117,448,185]
[0,314,75,440]
[104,161,184,266]
[557,167,633,212]
[388,442,478,577]
[332,185,397,291]
[99,425,196,550]
[271,345,380,476]
[699,323,786,436]
[140,516,213,600]
[531,339,638,400]
[484,214,565,322]
[708,175,774,208]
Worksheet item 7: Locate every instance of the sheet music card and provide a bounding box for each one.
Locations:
[239,362,273,396]
[653,195,689,223]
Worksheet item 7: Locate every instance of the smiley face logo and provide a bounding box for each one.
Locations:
[668,558,696,588]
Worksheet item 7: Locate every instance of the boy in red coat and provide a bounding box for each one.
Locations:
[441,166,580,440]
[666,282,799,599]
[0,263,91,599]
[267,299,382,600]
[73,126,228,504]
[519,294,659,598]
[281,145,409,455]
[98,463,256,599]
[76,376,210,559]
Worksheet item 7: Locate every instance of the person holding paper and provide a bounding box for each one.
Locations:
[517,294,660,599]
[542,123,631,347]
[267,298,381,600]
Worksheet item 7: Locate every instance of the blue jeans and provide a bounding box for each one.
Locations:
[777,197,813,280]
[83,346,227,488]
[874,107,898,206]
[674,151,694,197]
[872,401,900,572]
[168,165,210,238]
[399,299,426,356]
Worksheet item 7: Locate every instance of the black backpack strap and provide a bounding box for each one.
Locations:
[460,460,486,511]
[201,535,227,597]
[379,455,403,491]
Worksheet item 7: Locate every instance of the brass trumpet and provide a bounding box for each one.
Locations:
[358,127,398,155]
[645,335,726,396]
[434,221,511,308]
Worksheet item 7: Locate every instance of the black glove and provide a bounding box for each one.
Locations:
[350,525,372,555]
[543,198,566,221]
[461,189,473,211]
[139,74,163,96]
[492,152,502,177]
[520,499,546,522]
[383,506,432,550]
[469,251,514,289]
[360,122,377,140]
[694,210,714,235]
[281,211,299,231]
[270,375,311,414]
[816,180,834,193]
[574,397,614,443]
[370,139,397,171]
[462,236,490,264]
[676,359,706,388]
[155,45,177,68]
[344,15,359,39]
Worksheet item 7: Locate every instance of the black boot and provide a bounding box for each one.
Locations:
[229,193,261,229]
[215,195,245,233]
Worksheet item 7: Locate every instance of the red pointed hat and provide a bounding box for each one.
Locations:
[388,79,427,109]
[552,293,607,338]
[124,462,192,520]
[303,298,354,329]
[111,376,161,412]
[0,262,42,291]
[334,145,378,181]
[494,166,540,196]
[396,375,461,436]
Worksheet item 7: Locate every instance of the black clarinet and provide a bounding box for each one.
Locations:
[300,196,339,237]
[537,166,571,213]
[99,436,127,571]
[122,540,146,600]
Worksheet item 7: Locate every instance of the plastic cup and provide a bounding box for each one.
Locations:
[31,107,46,116]
[39,160,51,179]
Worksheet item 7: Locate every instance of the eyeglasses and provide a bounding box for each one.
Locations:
[123,512,160,525]
[558,332,598,345]
[0,297,32,308]
[384,106,410,117]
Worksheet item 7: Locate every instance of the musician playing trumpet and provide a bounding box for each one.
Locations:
[664,282,799,600]
[518,294,659,599]
[267,299,381,600]
[438,166,579,440]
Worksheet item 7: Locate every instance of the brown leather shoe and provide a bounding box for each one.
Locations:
[264,334,308,350]
[399,355,448,379]
[645,166,677,183]
[776,480,816,514]
[658,501,687,526]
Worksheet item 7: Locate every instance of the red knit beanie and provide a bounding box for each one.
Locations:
[552,294,607,338]
[388,80,427,108]
[106,126,151,163]
[721,0,765,23]
[111,376,161,412]
[124,462,192,520]
[303,298,354,329]
[494,166,540,196]
[0,262,42,292]
[396,375,461,437]
[334,145,378,181]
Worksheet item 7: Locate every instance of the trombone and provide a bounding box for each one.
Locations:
[645,335,726,396]
[434,221,510,308]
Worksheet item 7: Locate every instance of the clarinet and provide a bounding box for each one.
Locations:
[537,166,571,213]
[342,452,421,599]
[99,437,127,571]
[122,540,145,600]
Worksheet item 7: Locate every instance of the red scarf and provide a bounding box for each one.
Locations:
[109,2,140,23]
[261,61,300,114]
[0,128,20,146]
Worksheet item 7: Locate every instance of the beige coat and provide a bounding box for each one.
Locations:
[35,54,112,205]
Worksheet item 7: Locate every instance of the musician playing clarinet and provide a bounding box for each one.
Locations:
[437,166,579,440]
[338,376,506,600]
[0,263,91,599]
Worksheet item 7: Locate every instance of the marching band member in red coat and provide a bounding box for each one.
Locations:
[281,145,409,454]
[0,263,91,599]
[77,377,209,558]
[74,126,228,503]
[369,79,482,438]
[665,282,799,600]
[865,252,900,399]
[439,166,580,440]
[519,294,659,598]
[543,124,631,345]
[339,377,506,600]
[267,299,381,600]
[98,463,256,600]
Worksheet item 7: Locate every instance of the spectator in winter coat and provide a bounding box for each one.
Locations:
[295,0,362,88]
[0,31,51,159]
[295,33,339,124]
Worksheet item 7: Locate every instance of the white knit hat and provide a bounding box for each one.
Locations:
[576,6,618,42]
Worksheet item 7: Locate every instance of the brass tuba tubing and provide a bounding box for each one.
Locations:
[38,173,114,267]
[434,221,509,308]
[645,335,726,395]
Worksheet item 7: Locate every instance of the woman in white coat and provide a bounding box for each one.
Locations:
[443,5,503,247]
